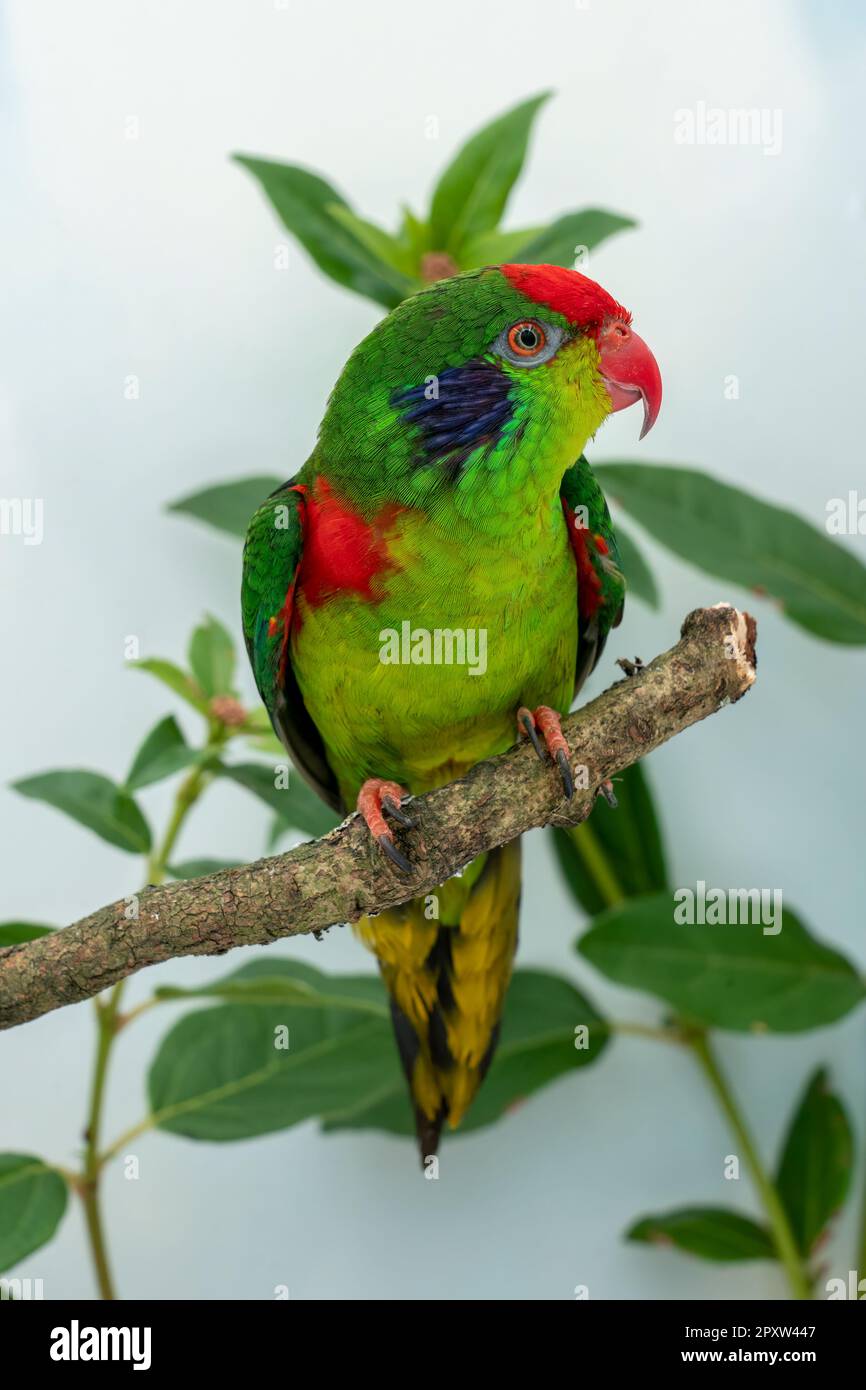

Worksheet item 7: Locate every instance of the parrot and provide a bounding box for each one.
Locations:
[241,262,662,1159]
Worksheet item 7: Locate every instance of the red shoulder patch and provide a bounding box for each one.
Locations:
[269,483,307,679]
[298,476,400,609]
[501,264,629,334]
[562,497,605,620]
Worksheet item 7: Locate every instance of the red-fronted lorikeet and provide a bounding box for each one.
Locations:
[241,263,662,1158]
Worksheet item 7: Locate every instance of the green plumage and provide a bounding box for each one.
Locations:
[241,264,629,1152]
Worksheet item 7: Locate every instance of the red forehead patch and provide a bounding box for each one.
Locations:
[501,263,630,332]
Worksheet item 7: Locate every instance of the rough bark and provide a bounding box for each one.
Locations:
[0,605,757,1031]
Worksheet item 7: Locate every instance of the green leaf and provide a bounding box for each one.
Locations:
[219,762,340,839]
[429,92,551,253]
[12,770,152,854]
[578,894,866,1032]
[506,208,637,266]
[265,813,291,852]
[595,463,866,644]
[148,966,396,1142]
[233,156,414,308]
[130,658,211,716]
[240,707,276,736]
[166,858,244,881]
[148,962,607,1144]
[168,475,282,540]
[188,614,236,699]
[326,204,419,279]
[325,968,609,1137]
[616,525,660,608]
[155,959,389,1016]
[458,224,546,269]
[397,204,430,262]
[552,762,667,916]
[627,1207,775,1263]
[0,1155,68,1272]
[125,716,197,792]
[0,922,55,946]
[776,1068,854,1255]
[246,728,288,759]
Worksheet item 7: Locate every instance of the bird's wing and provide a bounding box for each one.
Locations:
[241,474,343,812]
[560,454,626,698]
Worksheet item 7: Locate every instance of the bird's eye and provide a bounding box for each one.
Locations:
[508,321,545,356]
[492,318,564,368]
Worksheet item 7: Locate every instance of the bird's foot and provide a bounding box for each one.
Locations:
[616,656,645,678]
[597,779,619,809]
[357,778,417,875]
[517,705,574,800]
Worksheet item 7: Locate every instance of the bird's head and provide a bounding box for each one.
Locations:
[319,263,661,516]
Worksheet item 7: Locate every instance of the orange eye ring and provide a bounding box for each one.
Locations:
[507,320,546,357]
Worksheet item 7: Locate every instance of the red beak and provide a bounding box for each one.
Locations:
[597,319,662,439]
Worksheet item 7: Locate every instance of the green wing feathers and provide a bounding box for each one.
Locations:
[561,454,625,692]
[241,475,342,809]
[241,477,307,723]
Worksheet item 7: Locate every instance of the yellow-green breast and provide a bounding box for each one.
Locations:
[291,489,577,805]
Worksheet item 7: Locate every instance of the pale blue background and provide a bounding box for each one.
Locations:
[1,0,864,1300]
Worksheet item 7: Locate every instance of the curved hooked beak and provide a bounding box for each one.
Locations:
[597,319,662,440]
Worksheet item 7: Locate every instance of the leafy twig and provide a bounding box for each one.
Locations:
[73,725,228,1299]
[689,1033,812,1299]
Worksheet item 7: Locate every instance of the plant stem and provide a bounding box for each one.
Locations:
[613,1020,684,1045]
[568,819,812,1299]
[114,997,159,1030]
[690,1031,812,1300]
[857,1151,866,1286]
[99,1114,157,1166]
[76,728,225,1298]
[80,986,122,1299]
[145,747,219,886]
[567,820,626,910]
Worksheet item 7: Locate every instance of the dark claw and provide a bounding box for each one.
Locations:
[555,748,575,800]
[616,656,645,679]
[598,781,619,809]
[377,832,413,875]
[382,795,417,829]
[520,712,545,761]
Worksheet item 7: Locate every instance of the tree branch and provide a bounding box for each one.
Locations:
[0,605,756,1031]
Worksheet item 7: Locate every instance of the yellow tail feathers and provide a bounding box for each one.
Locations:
[354,839,521,1154]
